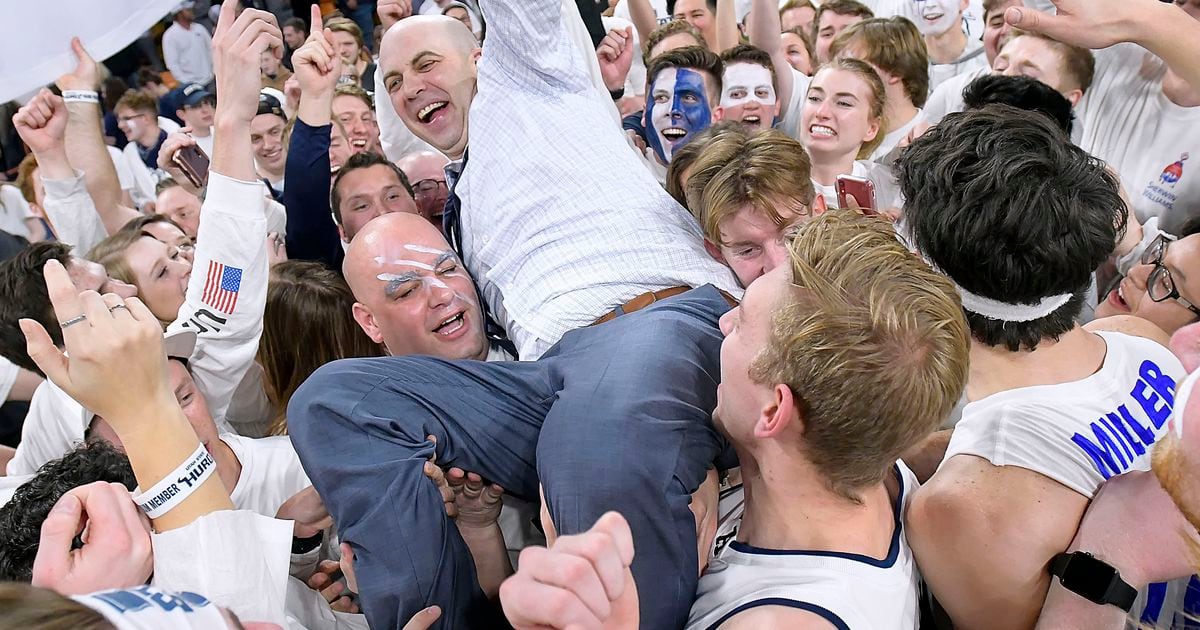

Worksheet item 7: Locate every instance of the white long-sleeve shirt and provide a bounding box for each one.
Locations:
[454,0,740,358]
[162,20,214,85]
[40,169,108,254]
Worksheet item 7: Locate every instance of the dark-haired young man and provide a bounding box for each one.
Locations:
[717,44,781,132]
[330,152,419,242]
[643,46,724,166]
[898,105,1187,628]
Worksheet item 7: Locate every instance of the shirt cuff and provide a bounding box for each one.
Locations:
[39,169,87,200]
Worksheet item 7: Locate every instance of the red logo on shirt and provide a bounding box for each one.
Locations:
[1160,153,1189,187]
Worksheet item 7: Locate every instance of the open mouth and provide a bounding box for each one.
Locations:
[809,124,836,138]
[1107,283,1132,312]
[662,127,688,141]
[351,139,368,150]
[418,101,449,123]
[923,11,944,21]
[434,312,466,336]
[743,115,761,125]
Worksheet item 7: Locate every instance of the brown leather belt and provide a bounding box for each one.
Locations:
[592,286,738,326]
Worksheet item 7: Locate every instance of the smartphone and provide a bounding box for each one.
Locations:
[173,144,210,189]
[835,175,877,215]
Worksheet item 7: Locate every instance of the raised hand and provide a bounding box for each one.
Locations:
[212,0,284,125]
[597,27,635,92]
[1004,0,1145,51]
[31,481,154,595]
[305,560,360,613]
[446,467,505,529]
[19,259,173,425]
[500,512,640,630]
[293,5,340,96]
[157,132,203,195]
[378,0,414,32]
[13,89,68,156]
[57,37,101,92]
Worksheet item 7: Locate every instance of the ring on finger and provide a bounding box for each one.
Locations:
[59,314,88,330]
[108,304,129,314]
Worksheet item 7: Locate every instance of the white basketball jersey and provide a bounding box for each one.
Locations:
[687,463,921,630]
[943,331,1193,627]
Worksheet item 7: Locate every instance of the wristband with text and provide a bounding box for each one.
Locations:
[132,445,217,519]
[61,90,100,104]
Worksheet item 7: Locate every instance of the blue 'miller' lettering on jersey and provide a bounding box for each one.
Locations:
[1071,360,1176,479]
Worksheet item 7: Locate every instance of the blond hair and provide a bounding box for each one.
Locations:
[812,58,888,159]
[325,16,370,63]
[751,210,969,501]
[830,17,930,108]
[683,128,816,245]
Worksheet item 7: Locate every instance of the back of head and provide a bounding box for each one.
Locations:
[0,441,135,582]
[665,120,748,207]
[260,261,383,435]
[962,73,1074,134]
[755,210,969,500]
[895,105,1125,351]
[0,242,72,374]
[830,17,930,108]
[684,128,815,243]
[646,45,725,101]
[0,583,110,630]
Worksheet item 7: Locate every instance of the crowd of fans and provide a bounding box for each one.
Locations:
[0,0,1199,628]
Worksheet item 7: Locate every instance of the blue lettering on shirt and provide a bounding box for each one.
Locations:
[1071,360,1176,480]
[90,586,212,615]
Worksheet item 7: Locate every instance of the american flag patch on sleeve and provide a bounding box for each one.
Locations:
[201,261,242,313]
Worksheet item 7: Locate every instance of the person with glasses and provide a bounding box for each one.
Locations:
[395,150,451,223]
[114,91,181,212]
[1097,221,1200,335]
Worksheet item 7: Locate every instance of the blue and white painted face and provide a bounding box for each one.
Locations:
[901,0,963,36]
[645,67,714,164]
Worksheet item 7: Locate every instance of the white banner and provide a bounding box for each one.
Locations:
[0,0,181,102]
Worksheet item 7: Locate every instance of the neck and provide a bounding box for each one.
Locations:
[966,325,1108,401]
[212,438,243,499]
[138,128,162,149]
[926,25,967,64]
[192,126,211,138]
[884,88,919,134]
[177,17,192,28]
[809,150,858,185]
[737,449,895,556]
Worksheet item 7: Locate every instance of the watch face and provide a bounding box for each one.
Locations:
[1063,553,1119,602]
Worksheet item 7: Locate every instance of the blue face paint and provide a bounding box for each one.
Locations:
[645,67,713,164]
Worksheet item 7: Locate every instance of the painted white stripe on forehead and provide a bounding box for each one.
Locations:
[721,63,777,108]
[404,244,450,255]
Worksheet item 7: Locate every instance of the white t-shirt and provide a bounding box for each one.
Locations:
[223,434,312,517]
[162,21,214,86]
[929,38,989,95]
[870,109,924,165]
[0,183,33,239]
[106,146,136,199]
[943,331,1184,498]
[923,66,986,126]
[812,160,904,212]
[778,67,812,142]
[1076,43,1200,234]
[688,463,922,629]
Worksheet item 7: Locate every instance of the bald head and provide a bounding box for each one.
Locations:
[380,16,482,159]
[396,151,451,221]
[343,212,488,360]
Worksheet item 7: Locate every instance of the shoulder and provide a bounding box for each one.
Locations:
[719,604,843,630]
[1085,316,1171,348]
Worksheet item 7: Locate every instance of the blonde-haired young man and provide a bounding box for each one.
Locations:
[686,209,971,627]
[683,128,816,287]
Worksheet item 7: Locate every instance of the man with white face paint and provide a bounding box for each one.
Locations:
[900,0,988,91]
[643,46,724,165]
[717,45,781,132]
[291,2,744,628]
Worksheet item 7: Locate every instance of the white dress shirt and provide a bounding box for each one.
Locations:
[162,20,214,85]
[457,0,741,359]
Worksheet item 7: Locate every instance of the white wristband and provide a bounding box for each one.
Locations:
[61,90,100,104]
[132,445,217,519]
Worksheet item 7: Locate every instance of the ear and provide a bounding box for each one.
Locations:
[959,0,969,13]
[713,106,726,122]
[1064,89,1083,108]
[773,98,783,119]
[351,302,386,346]
[813,194,827,216]
[176,108,187,120]
[337,222,349,244]
[754,383,799,439]
[704,238,727,263]
[863,117,881,144]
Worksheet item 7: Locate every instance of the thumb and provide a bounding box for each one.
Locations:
[592,511,635,567]
[31,493,83,583]
[1004,6,1055,37]
[402,606,442,630]
[70,37,92,63]
[20,318,69,386]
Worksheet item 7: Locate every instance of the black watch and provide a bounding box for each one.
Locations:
[1049,551,1137,612]
[609,86,625,100]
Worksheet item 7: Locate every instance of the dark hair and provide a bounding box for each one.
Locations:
[719,44,777,90]
[283,17,308,35]
[101,76,129,111]
[962,74,1074,134]
[895,105,1126,351]
[644,20,707,66]
[814,0,873,35]
[0,442,136,582]
[120,212,187,235]
[259,261,383,435]
[0,242,73,375]
[136,68,164,88]
[646,46,725,104]
[329,151,415,225]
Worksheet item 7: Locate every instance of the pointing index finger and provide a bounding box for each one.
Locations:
[42,259,88,342]
[311,4,324,35]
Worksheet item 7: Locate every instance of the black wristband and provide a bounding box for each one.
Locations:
[292,531,324,555]
[609,86,625,100]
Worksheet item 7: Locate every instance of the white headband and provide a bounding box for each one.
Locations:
[954,284,1073,322]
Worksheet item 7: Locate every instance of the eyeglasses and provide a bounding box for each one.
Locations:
[117,113,147,123]
[1140,233,1200,317]
[412,179,448,198]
